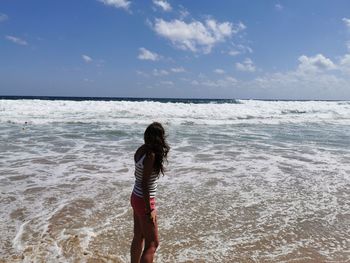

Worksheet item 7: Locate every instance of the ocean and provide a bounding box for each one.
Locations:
[0,97,349,262]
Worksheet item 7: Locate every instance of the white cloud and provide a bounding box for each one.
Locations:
[339,54,350,73]
[225,76,237,83]
[297,54,336,72]
[82,54,93,63]
[153,18,245,53]
[214,69,225,74]
[96,59,105,68]
[171,67,185,73]
[0,13,8,22]
[249,67,347,100]
[228,50,241,56]
[180,52,350,99]
[236,58,256,72]
[228,44,253,56]
[340,54,350,65]
[198,73,207,79]
[242,52,350,99]
[160,80,174,86]
[275,3,283,11]
[153,0,172,12]
[153,69,169,76]
[138,47,160,61]
[136,70,150,77]
[342,18,350,29]
[5,35,28,46]
[191,76,237,88]
[346,41,350,51]
[98,0,130,10]
[178,7,190,19]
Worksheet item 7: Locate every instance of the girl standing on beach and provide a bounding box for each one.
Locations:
[130,122,170,263]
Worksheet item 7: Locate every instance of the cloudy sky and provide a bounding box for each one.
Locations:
[1,0,350,99]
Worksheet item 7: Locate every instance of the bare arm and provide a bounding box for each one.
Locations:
[141,152,155,215]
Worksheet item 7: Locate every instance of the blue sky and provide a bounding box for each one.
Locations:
[1,0,350,99]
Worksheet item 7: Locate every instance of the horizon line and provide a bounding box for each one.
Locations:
[0,95,348,102]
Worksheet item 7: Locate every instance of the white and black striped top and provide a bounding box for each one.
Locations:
[132,154,159,198]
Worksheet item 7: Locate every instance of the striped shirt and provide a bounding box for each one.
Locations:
[132,154,159,198]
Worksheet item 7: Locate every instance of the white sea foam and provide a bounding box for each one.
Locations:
[0,99,350,125]
[12,221,29,252]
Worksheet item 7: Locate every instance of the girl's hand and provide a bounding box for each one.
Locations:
[149,210,157,225]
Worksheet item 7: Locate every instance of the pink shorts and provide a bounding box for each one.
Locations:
[131,192,156,216]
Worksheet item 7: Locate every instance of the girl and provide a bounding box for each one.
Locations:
[130,122,170,263]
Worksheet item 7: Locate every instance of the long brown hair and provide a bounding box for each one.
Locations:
[144,122,170,175]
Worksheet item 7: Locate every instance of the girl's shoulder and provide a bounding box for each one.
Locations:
[134,145,144,162]
[134,145,151,161]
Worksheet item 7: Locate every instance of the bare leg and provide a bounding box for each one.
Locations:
[140,214,159,263]
[131,213,144,263]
